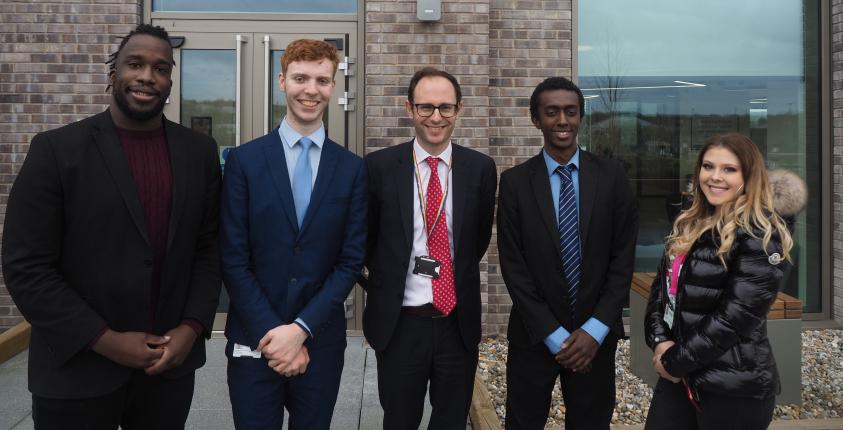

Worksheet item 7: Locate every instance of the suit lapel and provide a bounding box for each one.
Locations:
[299,139,339,236]
[394,142,415,250]
[92,111,149,245]
[578,150,597,247]
[450,145,467,261]
[264,130,300,233]
[163,117,187,250]
[528,153,562,260]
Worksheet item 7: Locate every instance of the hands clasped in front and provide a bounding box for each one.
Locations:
[554,329,598,373]
[259,323,310,378]
[92,324,198,376]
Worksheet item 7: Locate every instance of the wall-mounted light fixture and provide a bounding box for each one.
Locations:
[417,0,441,21]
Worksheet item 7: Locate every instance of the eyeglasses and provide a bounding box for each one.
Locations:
[413,103,459,118]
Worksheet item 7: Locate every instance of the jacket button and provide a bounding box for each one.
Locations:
[290,278,297,285]
[144,259,153,267]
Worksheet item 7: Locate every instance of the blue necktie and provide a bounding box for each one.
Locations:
[556,164,581,313]
[293,137,313,227]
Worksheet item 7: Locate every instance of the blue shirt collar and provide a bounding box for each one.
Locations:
[278,117,325,149]
[543,146,580,177]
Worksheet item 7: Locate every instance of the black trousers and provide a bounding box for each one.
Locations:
[644,377,775,430]
[375,311,478,430]
[32,370,195,430]
[505,333,618,430]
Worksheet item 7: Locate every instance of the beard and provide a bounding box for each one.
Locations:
[112,85,169,122]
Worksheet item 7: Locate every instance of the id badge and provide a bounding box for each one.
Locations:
[663,295,676,329]
[413,255,442,279]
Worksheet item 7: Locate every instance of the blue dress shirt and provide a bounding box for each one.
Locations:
[541,148,609,354]
[277,117,326,338]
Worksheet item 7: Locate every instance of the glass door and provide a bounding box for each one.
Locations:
[161,26,362,333]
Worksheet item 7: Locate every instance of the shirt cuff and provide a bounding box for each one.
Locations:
[543,326,571,354]
[294,318,313,338]
[181,319,206,337]
[581,317,610,345]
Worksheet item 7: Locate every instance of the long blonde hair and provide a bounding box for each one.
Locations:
[665,133,793,266]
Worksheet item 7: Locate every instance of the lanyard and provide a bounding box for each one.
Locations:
[413,150,452,238]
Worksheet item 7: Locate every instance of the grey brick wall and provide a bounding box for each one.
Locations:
[485,0,574,336]
[833,0,843,325]
[0,0,142,331]
[364,0,490,154]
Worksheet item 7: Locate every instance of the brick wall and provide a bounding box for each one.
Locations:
[832,0,843,325]
[0,0,141,331]
[364,0,490,152]
[484,0,573,336]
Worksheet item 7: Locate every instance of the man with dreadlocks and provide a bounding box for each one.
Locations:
[2,24,221,429]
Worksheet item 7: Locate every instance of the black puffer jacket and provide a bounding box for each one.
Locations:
[645,227,789,399]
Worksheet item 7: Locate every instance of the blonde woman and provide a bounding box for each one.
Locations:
[643,133,804,430]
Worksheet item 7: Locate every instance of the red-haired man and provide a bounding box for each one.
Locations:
[221,39,366,430]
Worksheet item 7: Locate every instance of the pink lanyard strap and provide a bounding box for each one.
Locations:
[669,254,686,296]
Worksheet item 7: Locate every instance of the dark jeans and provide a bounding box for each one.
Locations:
[645,377,775,430]
[32,370,195,430]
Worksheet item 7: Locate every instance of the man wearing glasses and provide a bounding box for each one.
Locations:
[361,67,497,429]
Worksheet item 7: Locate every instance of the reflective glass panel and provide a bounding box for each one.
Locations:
[180,49,236,312]
[578,0,822,312]
[153,0,356,14]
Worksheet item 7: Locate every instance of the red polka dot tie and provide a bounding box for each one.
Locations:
[425,156,456,316]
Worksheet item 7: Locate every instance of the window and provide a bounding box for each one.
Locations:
[578,0,823,312]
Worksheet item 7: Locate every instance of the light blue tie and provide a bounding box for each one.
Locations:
[293,137,313,227]
[556,164,581,314]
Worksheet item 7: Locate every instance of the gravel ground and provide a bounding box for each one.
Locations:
[477,329,843,427]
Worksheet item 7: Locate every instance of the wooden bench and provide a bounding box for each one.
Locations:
[629,272,802,405]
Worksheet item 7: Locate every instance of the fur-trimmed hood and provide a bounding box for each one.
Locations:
[768,169,808,218]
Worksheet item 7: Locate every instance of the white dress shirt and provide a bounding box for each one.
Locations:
[403,140,455,307]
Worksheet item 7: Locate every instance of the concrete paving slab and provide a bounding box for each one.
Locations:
[191,364,232,411]
[185,409,234,430]
[0,356,31,430]
[359,346,383,430]
[2,350,27,369]
[332,337,366,430]
[9,415,32,430]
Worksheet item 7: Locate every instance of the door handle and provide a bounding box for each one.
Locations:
[235,34,248,146]
[263,35,271,135]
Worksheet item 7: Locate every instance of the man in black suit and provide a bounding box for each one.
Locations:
[498,77,638,430]
[362,67,497,429]
[2,25,221,430]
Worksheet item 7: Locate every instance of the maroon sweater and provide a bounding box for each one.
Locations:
[116,125,173,316]
[88,126,200,348]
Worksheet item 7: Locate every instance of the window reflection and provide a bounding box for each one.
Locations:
[579,0,821,312]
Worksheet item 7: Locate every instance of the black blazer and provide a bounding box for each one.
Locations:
[2,110,221,398]
[362,141,497,352]
[497,150,638,347]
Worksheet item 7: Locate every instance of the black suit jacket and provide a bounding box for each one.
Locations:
[497,150,637,347]
[362,141,497,352]
[2,110,221,398]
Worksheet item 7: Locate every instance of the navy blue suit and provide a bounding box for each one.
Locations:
[221,129,366,429]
